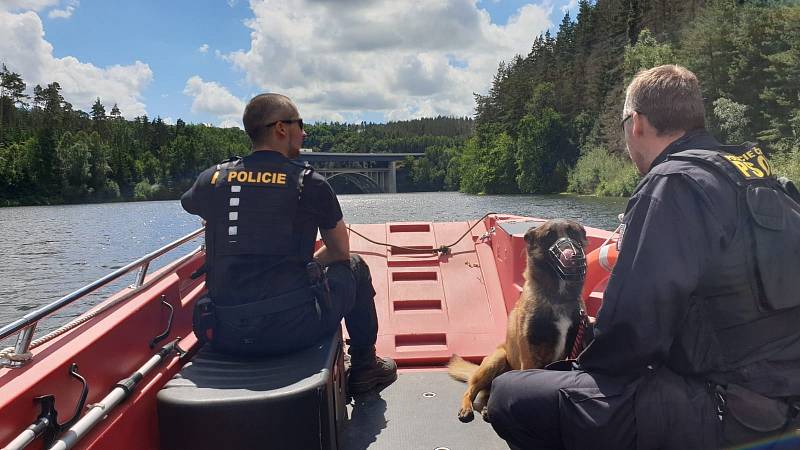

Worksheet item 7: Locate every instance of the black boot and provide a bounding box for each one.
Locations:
[348,346,397,394]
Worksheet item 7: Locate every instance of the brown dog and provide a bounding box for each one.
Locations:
[448,219,588,422]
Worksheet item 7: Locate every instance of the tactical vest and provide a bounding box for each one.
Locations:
[665,145,800,382]
[204,155,314,260]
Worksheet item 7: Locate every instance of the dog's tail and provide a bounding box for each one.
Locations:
[447,354,479,382]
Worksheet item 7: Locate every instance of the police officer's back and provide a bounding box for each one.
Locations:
[181,93,397,393]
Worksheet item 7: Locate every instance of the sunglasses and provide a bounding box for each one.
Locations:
[620,113,633,132]
[264,118,304,130]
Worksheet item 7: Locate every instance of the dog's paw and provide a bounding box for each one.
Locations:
[481,406,491,423]
[457,407,475,423]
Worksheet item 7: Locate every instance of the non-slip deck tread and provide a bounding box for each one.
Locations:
[341,372,508,450]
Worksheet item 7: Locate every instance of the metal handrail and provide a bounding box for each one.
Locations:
[0,228,205,343]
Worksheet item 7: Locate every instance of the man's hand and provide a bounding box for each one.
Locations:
[315,219,350,265]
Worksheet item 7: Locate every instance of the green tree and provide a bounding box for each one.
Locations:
[623,28,676,82]
[713,98,750,143]
[515,109,575,193]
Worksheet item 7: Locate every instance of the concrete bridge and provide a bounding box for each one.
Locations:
[297,151,424,193]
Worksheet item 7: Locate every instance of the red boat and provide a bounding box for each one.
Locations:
[0,214,616,450]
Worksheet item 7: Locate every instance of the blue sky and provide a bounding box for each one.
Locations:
[1,0,580,127]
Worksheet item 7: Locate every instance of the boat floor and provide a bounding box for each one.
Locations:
[342,371,507,450]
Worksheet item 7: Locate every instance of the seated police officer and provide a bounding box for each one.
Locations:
[486,65,800,449]
[181,93,397,394]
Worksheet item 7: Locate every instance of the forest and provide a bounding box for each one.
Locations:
[0,80,472,205]
[435,0,800,196]
[1,0,798,205]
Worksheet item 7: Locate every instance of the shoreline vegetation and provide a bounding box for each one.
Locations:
[1,0,798,207]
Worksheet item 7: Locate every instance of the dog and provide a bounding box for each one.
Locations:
[448,219,589,423]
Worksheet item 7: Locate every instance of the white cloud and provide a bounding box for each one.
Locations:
[0,0,60,12]
[162,116,175,125]
[183,75,246,128]
[218,118,241,128]
[226,0,552,122]
[227,0,238,7]
[0,9,153,117]
[48,0,77,19]
[198,43,209,53]
[561,0,578,14]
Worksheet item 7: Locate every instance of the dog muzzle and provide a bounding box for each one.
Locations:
[547,237,587,281]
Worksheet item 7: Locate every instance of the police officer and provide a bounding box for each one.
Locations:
[486,65,800,449]
[181,93,397,394]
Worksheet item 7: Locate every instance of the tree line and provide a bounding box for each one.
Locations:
[2,0,798,205]
[0,70,473,205]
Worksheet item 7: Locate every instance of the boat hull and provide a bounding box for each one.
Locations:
[0,215,614,449]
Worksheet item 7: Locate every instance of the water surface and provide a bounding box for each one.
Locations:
[0,192,626,341]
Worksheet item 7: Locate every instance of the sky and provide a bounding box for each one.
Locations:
[0,0,581,127]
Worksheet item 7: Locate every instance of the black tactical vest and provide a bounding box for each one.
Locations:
[666,145,800,383]
[204,155,315,262]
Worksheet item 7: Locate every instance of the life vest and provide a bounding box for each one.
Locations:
[194,155,320,348]
[205,155,314,259]
[665,145,800,381]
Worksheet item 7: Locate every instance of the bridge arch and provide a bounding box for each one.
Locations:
[324,172,382,194]
[298,151,423,194]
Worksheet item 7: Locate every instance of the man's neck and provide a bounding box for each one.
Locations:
[643,131,687,171]
[252,146,289,158]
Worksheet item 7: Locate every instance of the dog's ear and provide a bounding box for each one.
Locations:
[524,227,537,245]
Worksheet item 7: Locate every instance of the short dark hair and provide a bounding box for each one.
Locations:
[242,93,296,146]
[625,65,705,135]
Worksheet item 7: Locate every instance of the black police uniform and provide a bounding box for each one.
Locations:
[487,130,800,450]
[181,150,379,356]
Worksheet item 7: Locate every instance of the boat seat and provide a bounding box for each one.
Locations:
[157,328,346,450]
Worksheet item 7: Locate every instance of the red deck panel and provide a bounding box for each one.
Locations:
[349,220,510,367]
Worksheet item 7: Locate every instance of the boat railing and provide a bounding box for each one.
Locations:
[0,228,205,368]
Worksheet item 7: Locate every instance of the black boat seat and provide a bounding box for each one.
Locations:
[157,328,346,450]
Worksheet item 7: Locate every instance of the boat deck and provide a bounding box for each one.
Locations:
[342,371,506,450]
[348,220,510,368]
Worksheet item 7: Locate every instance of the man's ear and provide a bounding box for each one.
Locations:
[632,111,649,137]
[273,122,288,139]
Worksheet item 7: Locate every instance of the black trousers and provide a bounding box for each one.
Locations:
[210,255,378,356]
[487,369,638,450]
[488,366,800,450]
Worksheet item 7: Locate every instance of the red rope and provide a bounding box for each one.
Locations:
[568,310,588,360]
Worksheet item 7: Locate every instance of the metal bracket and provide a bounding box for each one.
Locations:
[149,295,174,349]
[130,262,150,289]
[40,363,89,448]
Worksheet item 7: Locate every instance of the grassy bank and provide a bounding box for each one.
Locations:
[567,146,640,197]
[772,148,800,182]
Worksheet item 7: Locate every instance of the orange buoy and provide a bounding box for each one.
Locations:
[581,243,619,303]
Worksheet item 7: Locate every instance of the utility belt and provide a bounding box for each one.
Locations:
[193,261,331,345]
[708,381,800,446]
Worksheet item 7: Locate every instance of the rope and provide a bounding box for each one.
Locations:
[346,212,498,255]
[0,292,132,363]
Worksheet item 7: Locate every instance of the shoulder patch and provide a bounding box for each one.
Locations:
[720,146,772,180]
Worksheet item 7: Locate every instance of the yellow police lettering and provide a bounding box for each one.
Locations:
[747,161,764,178]
[224,170,287,185]
[757,154,772,176]
[727,158,753,177]
[211,171,220,184]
